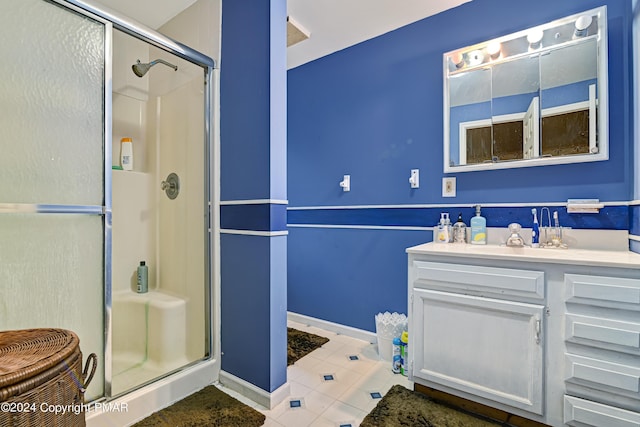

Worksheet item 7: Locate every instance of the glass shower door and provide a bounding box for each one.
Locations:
[0,0,108,400]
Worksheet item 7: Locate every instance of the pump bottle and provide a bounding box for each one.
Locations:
[470,205,487,245]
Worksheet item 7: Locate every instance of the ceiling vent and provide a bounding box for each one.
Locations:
[287,16,310,47]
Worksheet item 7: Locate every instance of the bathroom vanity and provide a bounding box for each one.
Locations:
[407,241,640,426]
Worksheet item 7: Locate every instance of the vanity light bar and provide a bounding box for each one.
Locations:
[446,8,601,73]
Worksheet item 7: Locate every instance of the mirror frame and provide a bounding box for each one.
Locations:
[443,6,608,173]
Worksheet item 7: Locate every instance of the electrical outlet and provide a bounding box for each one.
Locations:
[442,177,456,197]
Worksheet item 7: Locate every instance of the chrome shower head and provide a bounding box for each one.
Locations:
[132,59,178,77]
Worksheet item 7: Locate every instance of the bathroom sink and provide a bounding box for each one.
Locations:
[464,245,533,255]
[421,243,569,259]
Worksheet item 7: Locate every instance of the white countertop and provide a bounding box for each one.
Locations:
[407,241,640,269]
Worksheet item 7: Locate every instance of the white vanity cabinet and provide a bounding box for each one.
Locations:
[563,274,640,427]
[410,261,546,415]
[407,242,640,427]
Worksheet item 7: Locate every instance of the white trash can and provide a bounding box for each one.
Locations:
[374,311,407,361]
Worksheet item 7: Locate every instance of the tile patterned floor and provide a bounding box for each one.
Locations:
[218,320,412,427]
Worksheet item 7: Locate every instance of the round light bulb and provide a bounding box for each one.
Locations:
[574,15,593,38]
[486,42,501,59]
[467,50,484,66]
[450,52,464,68]
[527,29,544,45]
[575,15,593,31]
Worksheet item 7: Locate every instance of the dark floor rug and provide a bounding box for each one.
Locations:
[361,385,502,427]
[132,385,265,427]
[132,328,327,426]
[287,327,329,365]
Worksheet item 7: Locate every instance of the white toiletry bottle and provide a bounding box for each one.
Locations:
[470,205,487,245]
[136,261,148,293]
[120,137,134,171]
[436,213,450,243]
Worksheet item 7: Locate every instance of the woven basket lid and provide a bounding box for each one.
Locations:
[0,328,79,389]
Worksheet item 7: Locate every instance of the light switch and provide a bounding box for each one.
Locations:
[339,175,350,192]
[409,169,420,188]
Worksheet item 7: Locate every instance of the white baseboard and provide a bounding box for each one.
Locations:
[287,311,377,343]
[218,370,290,410]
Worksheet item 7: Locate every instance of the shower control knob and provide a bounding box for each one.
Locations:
[161,173,180,200]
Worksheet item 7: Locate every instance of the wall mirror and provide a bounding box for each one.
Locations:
[443,6,608,173]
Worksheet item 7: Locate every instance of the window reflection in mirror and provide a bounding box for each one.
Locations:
[443,6,607,173]
[540,38,598,157]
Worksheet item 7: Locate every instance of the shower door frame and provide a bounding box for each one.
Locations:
[56,0,218,399]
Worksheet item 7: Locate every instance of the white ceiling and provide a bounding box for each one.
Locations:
[95,0,198,29]
[96,0,470,69]
[286,0,470,69]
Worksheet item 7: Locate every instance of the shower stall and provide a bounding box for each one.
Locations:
[0,0,218,408]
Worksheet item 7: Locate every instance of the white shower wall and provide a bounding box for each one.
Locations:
[110,4,210,394]
[111,29,154,293]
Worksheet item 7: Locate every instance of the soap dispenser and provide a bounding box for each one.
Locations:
[453,213,467,243]
[436,213,451,243]
[470,205,487,245]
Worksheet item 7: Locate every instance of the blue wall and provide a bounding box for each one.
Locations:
[287,0,634,333]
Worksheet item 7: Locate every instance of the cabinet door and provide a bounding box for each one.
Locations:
[412,288,545,414]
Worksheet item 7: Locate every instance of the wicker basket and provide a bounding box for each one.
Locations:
[0,329,97,427]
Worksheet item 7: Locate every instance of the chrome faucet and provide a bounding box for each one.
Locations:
[505,223,525,247]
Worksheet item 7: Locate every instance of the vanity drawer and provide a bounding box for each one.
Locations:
[565,274,640,311]
[564,395,640,427]
[565,313,640,355]
[565,353,640,399]
[411,260,544,299]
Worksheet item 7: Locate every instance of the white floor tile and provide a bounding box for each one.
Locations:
[261,417,286,427]
[250,322,408,426]
[320,400,366,426]
[314,366,362,400]
[275,407,320,427]
[308,416,337,427]
[337,384,382,413]
[288,380,314,398]
[303,390,337,415]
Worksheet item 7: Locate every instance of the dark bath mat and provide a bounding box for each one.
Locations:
[287,327,329,365]
[361,384,502,427]
[132,385,265,427]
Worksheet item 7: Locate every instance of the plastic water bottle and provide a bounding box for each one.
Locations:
[392,337,402,374]
[400,331,408,376]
